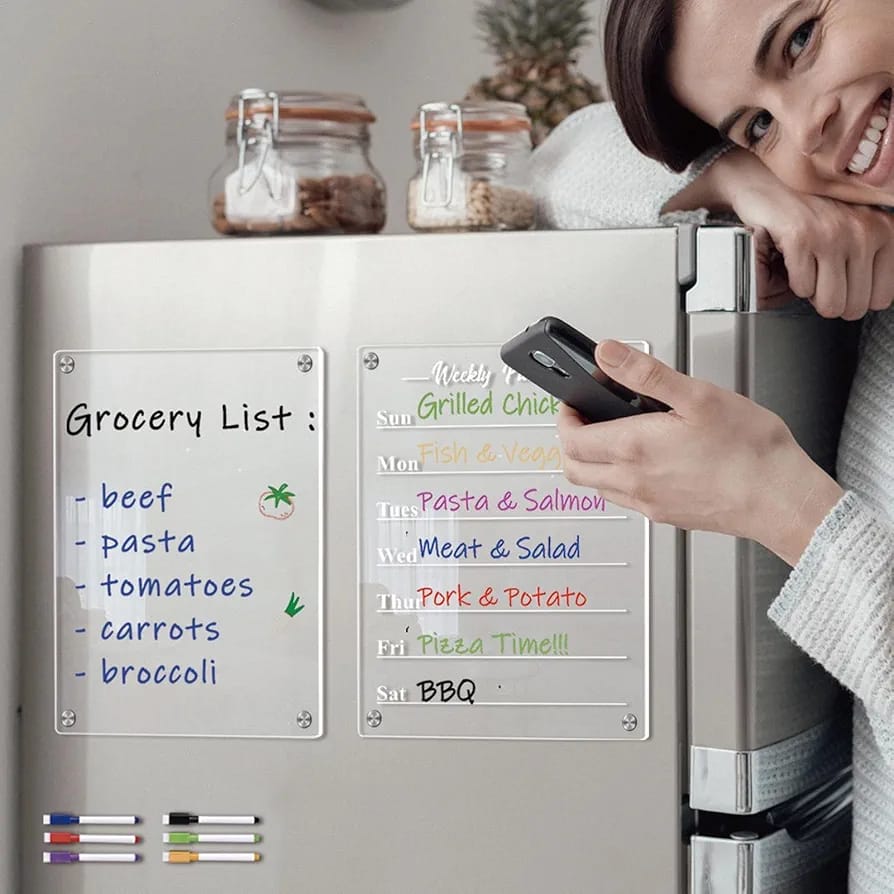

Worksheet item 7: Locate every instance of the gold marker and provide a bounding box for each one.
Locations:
[163,851,261,863]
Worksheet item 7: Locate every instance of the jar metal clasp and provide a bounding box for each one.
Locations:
[236,88,282,196]
[419,102,464,207]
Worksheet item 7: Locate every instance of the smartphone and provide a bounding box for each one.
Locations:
[500,316,669,422]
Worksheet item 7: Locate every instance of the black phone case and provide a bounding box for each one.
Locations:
[500,316,648,423]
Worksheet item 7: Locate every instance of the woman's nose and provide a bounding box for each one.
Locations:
[791,93,839,156]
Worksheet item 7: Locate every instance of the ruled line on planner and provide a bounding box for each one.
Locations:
[376,469,559,476]
[376,562,629,568]
[375,608,630,614]
[376,701,630,707]
[376,655,628,661]
[376,423,555,430]
[375,515,628,522]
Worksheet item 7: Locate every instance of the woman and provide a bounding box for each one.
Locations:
[530,0,894,889]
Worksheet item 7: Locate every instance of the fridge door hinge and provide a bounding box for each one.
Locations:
[689,714,850,815]
[690,818,850,894]
[688,765,853,893]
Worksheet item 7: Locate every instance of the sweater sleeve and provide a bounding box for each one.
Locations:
[768,490,894,762]
[530,101,729,229]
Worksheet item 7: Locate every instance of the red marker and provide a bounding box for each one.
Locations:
[44,832,141,844]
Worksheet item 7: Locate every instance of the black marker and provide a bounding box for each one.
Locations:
[163,813,260,825]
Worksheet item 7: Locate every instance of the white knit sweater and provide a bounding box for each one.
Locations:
[532,102,894,893]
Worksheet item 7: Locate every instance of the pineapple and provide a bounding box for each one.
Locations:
[465,0,605,146]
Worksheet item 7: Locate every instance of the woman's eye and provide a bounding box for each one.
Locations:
[746,111,774,145]
[787,19,816,61]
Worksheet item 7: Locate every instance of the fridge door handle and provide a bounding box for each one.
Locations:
[684,227,759,313]
[682,224,824,314]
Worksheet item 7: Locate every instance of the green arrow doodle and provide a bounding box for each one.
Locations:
[284,592,304,618]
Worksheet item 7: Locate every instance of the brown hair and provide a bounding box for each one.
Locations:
[604,0,721,171]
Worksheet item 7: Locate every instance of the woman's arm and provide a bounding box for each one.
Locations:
[530,102,730,228]
[769,491,894,745]
[557,338,894,755]
[556,344,844,567]
[534,102,894,318]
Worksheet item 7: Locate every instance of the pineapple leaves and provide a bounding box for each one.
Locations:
[468,0,605,146]
[474,0,594,59]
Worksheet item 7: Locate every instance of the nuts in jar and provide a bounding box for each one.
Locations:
[407,101,535,233]
[209,89,386,236]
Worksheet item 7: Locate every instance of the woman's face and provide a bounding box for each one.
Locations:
[668,0,894,204]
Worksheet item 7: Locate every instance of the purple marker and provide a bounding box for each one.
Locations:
[44,852,139,863]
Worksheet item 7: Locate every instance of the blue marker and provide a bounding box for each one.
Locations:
[44,813,140,825]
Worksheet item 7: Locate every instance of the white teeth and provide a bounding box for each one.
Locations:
[848,95,891,174]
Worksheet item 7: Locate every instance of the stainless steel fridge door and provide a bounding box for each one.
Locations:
[685,228,856,817]
[22,230,686,894]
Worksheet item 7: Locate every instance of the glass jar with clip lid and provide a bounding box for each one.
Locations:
[407,101,535,232]
[210,89,387,236]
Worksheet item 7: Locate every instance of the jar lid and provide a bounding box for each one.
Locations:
[226,89,376,125]
[410,101,531,133]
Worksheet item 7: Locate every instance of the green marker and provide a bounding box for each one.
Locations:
[163,832,261,844]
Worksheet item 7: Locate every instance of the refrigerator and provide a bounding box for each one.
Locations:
[18,225,856,893]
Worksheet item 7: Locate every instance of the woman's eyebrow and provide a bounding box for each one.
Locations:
[754,0,809,73]
[716,0,812,139]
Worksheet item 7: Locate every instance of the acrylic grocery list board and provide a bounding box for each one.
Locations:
[53,349,323,738]
[358,345,649,740]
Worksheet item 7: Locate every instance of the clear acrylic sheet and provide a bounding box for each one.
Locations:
[54,348,323,738]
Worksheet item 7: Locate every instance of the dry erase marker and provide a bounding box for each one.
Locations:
[163,813,259,825]
[44,852,140,863]
[163,851,261,863]
[44,832,141,844]
[164,832,261,844]
[44,813,139,826]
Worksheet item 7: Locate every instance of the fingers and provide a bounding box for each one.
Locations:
[754,227,798,305]
[841,257,873,321]
[557,402,586,430]
[811,259,847,318]
[870,231,894,311]
[558,408,637,465]
[782,243,818,300]
[593,341,703,414]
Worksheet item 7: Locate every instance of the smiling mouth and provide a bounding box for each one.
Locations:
[848,89,892,174]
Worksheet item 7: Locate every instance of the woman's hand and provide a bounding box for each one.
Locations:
[668,148,894,319]
[558,341,845,566]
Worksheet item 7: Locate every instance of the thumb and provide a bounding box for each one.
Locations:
[595,341,692,412]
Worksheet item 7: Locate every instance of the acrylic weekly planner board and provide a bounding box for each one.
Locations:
[357,344,649,740]
[53,349,323,737]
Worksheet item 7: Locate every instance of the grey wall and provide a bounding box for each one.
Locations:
[0,0,606,888]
